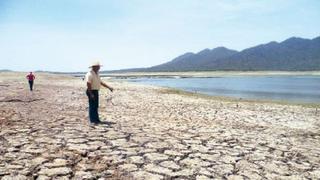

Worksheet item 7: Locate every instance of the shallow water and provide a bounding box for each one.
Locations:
[125,76,320,103]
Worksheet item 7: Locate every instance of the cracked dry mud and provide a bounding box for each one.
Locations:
[0,73,320,180]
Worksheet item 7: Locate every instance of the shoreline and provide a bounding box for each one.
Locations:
[65,71,320,78]
[2,71,318,106]
[110,77,320,107]
[155,85,320,108]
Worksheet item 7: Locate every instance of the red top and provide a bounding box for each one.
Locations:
[26,74,35,81]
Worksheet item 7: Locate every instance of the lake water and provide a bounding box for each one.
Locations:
[125,76,320,104]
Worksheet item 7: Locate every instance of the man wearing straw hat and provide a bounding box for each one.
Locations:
[85,61,114,124]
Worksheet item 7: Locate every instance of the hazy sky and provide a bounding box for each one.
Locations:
[0,0,319,72]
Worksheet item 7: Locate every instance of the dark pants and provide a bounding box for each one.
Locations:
[28,80,34,91]
[86,90,100,123]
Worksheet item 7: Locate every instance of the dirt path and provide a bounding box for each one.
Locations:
[0,73,320,179]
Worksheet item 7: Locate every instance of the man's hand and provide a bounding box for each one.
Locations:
[101,81,114,92]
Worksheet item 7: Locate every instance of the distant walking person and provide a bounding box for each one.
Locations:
[26,72,35,91]
[85,61,114,124]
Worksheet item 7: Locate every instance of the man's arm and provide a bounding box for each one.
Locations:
[101,81,113,92]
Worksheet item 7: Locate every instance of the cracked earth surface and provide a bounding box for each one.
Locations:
[0,73,320,179]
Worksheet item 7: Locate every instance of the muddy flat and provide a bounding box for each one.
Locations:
[0,72,319,179]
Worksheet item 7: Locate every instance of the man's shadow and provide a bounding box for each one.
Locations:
[98,121,116,126]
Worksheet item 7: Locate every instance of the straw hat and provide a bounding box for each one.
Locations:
[89,61,103,68]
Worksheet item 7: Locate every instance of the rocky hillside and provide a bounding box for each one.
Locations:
[108,36,320,72]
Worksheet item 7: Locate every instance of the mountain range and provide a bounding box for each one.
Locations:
[108,36,320,72]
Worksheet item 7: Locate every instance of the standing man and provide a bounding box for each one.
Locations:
[26,72,35,91]
[85,61,114,124]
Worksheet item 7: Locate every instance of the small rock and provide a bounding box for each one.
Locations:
[129,156,144,165]
[144,153,169,162]
[180,158,211,168]
[196,175,211,180]
[74,171,94,179]
[38,167,72,176]
[67,138,88,144]
[5,164,24,170]
[172,168,195,177]
[227,175,245,180]
[110,139,127,147]
[263,161,290,175]
[145,142,169,149]
[22,148,46,154]
[202,153,221,162]
[183,139,202,144]
[131,170,164,180]
[190,144,209,152]
[219,155,240,164]
[44,158,68,168]
[159,161,180,170]
[119,163,138,172]
[36,175,50,180]
[211,164,234,176]
[144,164,172,176]
[31,157,48,166]
[164,150,184,156]
[198,168,213,176]
[1,175,27,180]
